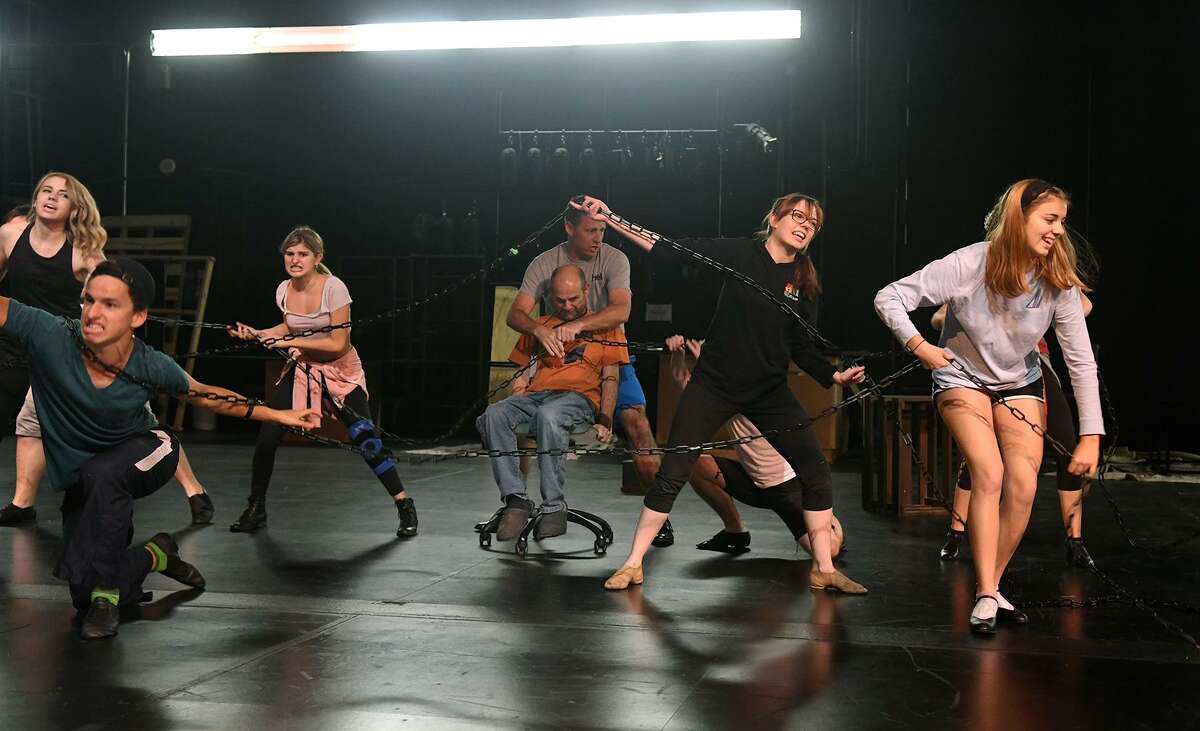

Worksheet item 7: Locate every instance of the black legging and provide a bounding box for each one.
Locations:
[250,366,405,499]
[712,456,808,540]
[644,376,833,514]
[956,361,1083,492]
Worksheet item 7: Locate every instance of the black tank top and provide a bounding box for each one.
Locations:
[0,224,81,359]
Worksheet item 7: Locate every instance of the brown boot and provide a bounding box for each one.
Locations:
[604,565,644,590]
[809,570,868,594]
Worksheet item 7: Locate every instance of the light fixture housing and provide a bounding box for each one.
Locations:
[151,10,802,57]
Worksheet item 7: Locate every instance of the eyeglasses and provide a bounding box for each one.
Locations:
[787,208,822,232]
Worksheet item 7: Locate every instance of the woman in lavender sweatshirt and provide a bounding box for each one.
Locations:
[874,179,1102,636]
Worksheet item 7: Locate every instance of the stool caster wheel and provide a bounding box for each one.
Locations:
[516,538,528,558]
[594,539,607,555]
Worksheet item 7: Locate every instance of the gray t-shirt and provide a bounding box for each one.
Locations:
[519,241,630,317]
[874,241,1103,435]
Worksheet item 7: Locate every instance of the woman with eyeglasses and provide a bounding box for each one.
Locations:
[874,179,1102,636]
[572,193,869,594]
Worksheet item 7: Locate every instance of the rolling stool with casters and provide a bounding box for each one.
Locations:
[474,419,615,558]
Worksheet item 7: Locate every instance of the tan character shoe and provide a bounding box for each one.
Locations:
[809,570,868,594]
[604,565,644,590]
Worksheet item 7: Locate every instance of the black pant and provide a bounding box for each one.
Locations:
[645,376,833,514]
[712,456,809,540]
[250,366,404,499]
[56,430,180,608]
[0,364,30,442]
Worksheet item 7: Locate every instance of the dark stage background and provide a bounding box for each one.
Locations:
[2,1,1195,448]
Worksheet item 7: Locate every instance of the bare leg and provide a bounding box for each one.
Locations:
[619,407,659,491]
[803,508,836,573]
[175,446,206,497]
[937,389,1004,597]
[619,506,670,569]
[12,436,46,508]
[688,455,745,532]
[992,399,1045,583]
[798,514,842,558]
[1058,489,1083,538]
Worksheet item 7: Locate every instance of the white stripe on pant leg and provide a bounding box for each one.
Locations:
[134,430,174,472]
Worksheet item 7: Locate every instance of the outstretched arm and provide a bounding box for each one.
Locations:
[571,196,657,252]
[184,375,320,429]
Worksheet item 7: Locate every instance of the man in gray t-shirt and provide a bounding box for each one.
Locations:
[506,199,664,519]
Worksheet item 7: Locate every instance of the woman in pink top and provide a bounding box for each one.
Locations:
[227,226,417,537]
[666,336,844,558]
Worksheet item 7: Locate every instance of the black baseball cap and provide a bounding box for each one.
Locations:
[90,257,157,311]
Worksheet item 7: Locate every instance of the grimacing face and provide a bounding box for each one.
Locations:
[283,243,322,278]
[1023,197,1067,258]
[81,275,145,348]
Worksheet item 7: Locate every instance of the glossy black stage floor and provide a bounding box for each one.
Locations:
[2,441,1198,730]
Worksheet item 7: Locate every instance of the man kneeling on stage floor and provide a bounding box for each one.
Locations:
[477,265,628,541]
[0,257,318,640]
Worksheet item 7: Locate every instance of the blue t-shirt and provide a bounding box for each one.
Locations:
[0,300,190,491]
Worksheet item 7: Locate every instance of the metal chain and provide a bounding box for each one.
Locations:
[158,210,567,360]
[598,209,838,349]
[883,356,1200,647]
[413,359,923,463]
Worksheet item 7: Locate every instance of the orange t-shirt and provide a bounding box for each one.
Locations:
[510,317,629,413]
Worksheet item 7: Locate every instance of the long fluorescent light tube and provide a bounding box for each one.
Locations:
[151,10,802,57]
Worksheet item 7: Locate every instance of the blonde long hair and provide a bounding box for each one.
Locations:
[756,192,824,299]
[29,171,107,259]
[279,226,332,275]
[982,178,1090,298]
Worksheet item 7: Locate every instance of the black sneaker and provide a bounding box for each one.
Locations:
[1065,537,1095,568]
[229,497,267,533]
[652,519,674,548]
[0,503,36,526]
[147,532,206,589]
[496,496,533,541]
[940,529,965,561]
[696,529,751,554]
[80,597,120,641]
[395,497,418,538]
[188,493,215,525]
[534,508,567,540]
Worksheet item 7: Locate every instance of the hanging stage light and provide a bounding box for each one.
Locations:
[151,11,803,57]
[499,133,519,187]
[578,132,600,187]
[549,133,570,185]
[525,132,544,186]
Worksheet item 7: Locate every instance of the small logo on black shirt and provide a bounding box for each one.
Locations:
[783,283,800,301]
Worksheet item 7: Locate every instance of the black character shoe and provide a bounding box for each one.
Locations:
[696,529,751,554]
[188,492,215,525]
[997,605,1029,625]
[969,595,998,637]
[496,496,533,541]
[0,503,36,526]
[147,532,206,589]
[395,497,418,538]
[229,497,267,533]
[940,529,966,561]
[534,507,568,540]
[80,598,120,641]
[651,519,675,548]
[1065,537,1095,568]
